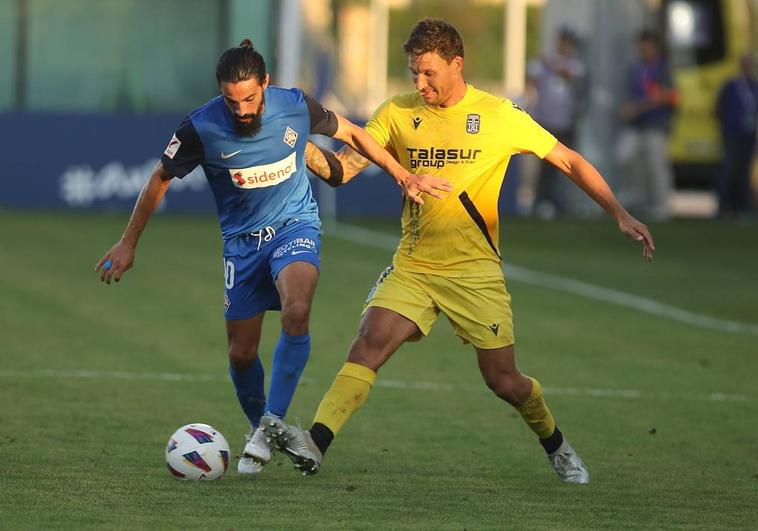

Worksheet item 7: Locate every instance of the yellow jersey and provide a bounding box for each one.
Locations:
[365,84,557,277]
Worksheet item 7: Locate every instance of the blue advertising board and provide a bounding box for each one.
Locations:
[0,112,213,212]
[0,112,519,217]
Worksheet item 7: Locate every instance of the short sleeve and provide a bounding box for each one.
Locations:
[505,101,557,159]
[364,98,392,147]
[160,119,204,178]
[305,95,339,136]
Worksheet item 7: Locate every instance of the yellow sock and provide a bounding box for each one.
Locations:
[313,362,377,435]
[515,377,556,439]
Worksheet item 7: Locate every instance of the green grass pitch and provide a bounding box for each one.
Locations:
[1,210,756,529]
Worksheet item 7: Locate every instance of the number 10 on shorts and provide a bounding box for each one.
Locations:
[224,258,235,289]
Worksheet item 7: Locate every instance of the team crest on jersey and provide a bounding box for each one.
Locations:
[466,114,480,134]
[164,134,181,159]
[283,126,298,147]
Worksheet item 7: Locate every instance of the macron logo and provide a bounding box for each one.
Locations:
[229,152,297,189]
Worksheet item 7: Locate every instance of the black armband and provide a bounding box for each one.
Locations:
[305,94,339,136]
[317,146,344,187]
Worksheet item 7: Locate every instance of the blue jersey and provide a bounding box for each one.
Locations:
[160,86,338,240]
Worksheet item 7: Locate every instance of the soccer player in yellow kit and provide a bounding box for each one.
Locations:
[263,18,655,484]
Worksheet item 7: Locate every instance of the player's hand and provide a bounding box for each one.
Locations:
[95,240,135,284]
[402,173,452,205]
[617,212,655,261]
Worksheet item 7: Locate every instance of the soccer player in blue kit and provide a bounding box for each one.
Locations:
[95,40,451,475]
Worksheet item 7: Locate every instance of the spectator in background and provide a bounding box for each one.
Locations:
[526,27,587,219]
[616,30,679,221]
[715,53,758,218]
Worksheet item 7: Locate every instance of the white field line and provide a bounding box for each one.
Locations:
[0,368,749,403]
[330,222,758,337]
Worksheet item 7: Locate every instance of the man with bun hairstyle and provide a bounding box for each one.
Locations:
[95,39,450,475]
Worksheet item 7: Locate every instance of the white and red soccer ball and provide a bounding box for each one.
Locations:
[165,423,230,480]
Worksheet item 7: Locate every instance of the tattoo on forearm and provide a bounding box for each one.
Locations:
[305,142,344,187]
[342,148,371,176]
[305,143,330,178]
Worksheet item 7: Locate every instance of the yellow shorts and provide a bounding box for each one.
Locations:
[364,265,514,349]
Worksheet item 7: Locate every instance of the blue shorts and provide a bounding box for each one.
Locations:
[222,220,321,320]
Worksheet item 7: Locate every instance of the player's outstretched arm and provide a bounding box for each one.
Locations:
[329,114,452,204]
[544,142,656,261]
[95,162,173,284]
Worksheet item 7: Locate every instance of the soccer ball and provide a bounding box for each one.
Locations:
[165,423,230,480]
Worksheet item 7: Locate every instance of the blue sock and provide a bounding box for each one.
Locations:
[229,356,266,427]
[265,330,310,418]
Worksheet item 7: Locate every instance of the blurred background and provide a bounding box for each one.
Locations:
[1,0,757,222]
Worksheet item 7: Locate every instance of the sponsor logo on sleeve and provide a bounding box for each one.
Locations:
[164,134,181,159]
[229,151,297,189]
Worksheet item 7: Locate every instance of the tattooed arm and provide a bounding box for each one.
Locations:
[304,96,451,201]
[305,140,451,205]
[304,142,371,187]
